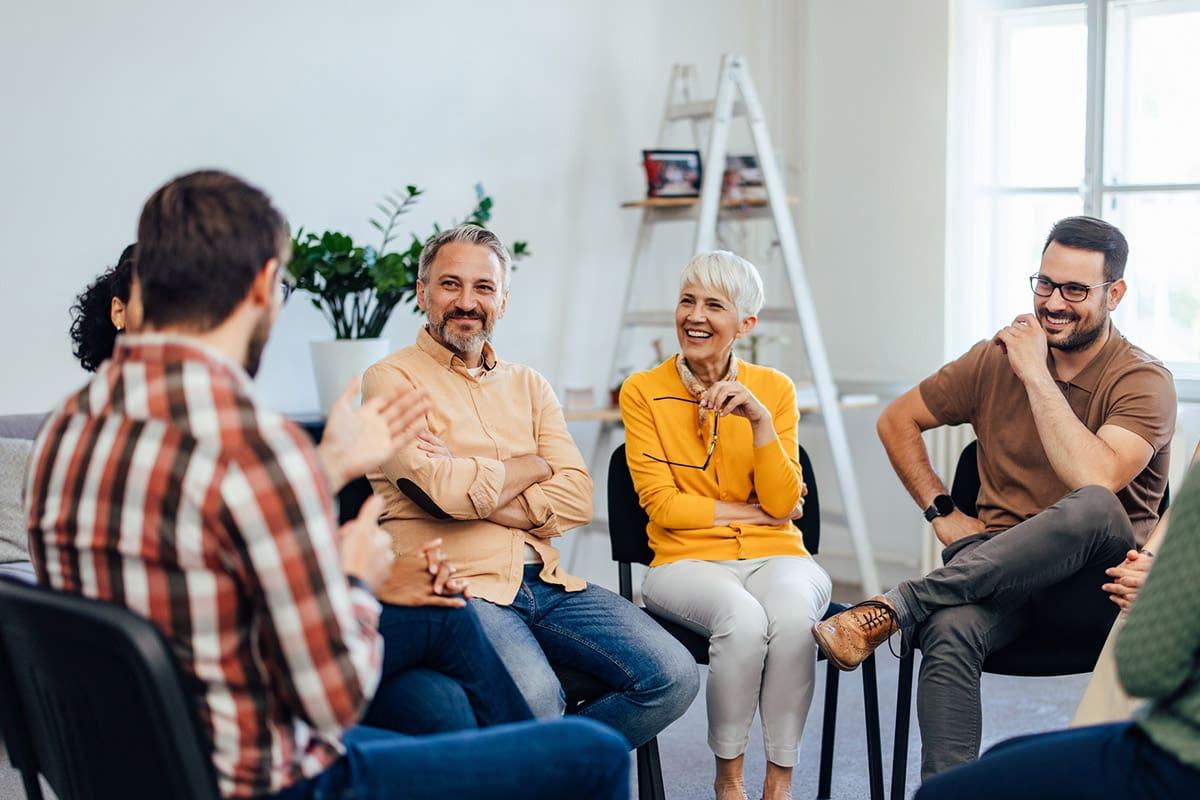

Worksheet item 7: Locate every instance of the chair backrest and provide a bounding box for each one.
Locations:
[608,443,821,569]
[0,578,220,800]
[950,440,981,518]
[950,439,1172,520]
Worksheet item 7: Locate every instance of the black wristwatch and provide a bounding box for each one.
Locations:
[923,494,956,522]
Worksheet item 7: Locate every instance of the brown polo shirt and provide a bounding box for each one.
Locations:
[362,328,590,605]
[920,324,1175,545]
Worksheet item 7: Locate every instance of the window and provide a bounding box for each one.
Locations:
[947,0,1200,375]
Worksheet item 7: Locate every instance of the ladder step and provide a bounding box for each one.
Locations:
[665,100,746,120]
[622,307,799,327]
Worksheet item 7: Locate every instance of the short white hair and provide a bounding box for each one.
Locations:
[679,250,765,320]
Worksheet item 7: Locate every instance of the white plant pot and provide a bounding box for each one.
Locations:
[310,338,391,414]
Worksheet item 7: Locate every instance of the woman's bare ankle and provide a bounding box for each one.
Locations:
[762,761,793,800]
[714,754,747,800]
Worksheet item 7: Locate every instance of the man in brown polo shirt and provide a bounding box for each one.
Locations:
[362,224,699,749]
[813,216,1176,778]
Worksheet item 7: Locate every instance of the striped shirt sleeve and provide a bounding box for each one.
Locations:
[219,422,382,736]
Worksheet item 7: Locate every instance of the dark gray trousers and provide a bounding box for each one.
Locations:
[893,485,1135,779]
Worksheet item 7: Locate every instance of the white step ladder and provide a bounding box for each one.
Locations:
[574,55,881,595]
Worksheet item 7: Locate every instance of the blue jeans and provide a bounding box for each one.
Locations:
[470,565,700,748]
[364,603,532,734]
[272,718,630,800]
[915,722,1200,800]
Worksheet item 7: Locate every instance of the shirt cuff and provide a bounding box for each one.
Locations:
[521,483,561,537]
[467,457,506,518]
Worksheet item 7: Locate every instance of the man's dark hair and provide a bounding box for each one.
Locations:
[69,244,136,372]
[1042,216,1129,281]
[136,170,288,330]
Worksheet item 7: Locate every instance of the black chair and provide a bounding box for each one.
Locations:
[888,440,1171,799]
[0,577,219,800]
[607,444,885,800]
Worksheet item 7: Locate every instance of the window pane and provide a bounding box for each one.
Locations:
[982,193,1083,336]
[1105,0,1200,185]
[1106,191,1200,363]
[985,5,1087,187]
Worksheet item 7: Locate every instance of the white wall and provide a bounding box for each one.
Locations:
[0,0,787,416]
[794,1,953,586]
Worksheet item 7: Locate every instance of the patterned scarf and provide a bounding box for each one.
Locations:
[675,353,738,438]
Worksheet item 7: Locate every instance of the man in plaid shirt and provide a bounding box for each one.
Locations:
[25,170,629,799]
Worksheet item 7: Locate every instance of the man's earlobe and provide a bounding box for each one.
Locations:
[1109,279,1127,309]
[254,259,279,305]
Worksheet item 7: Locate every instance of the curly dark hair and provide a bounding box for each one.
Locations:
[69,244,136,372]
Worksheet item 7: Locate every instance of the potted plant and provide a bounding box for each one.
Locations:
[288,184,529,411]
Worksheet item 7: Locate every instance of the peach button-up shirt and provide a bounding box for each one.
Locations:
[362,328,590,604]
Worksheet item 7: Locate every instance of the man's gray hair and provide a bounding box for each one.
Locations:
[417,224,512,288]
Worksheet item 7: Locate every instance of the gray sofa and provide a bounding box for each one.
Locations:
[1,413,45,800]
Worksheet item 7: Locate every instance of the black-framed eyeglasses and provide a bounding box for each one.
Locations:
[643,395,718,471]
[279,270,297,305]
[1029,275,1113,303]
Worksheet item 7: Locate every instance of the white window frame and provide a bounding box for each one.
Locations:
[947,0,1200,398]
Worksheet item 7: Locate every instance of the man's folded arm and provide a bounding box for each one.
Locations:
[517,376,595,537]
[364,365,508,519]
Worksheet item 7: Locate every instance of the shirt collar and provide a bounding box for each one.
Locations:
[416,326,498,372]
[113,332,255,393]
[1050,321,1124,393]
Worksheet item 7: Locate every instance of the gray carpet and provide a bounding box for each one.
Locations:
[649,652,1090,800]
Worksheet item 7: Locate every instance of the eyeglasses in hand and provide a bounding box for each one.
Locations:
[643,395,719,471]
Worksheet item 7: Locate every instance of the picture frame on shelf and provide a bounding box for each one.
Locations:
[722,153,766,201]
[642,149,702,198]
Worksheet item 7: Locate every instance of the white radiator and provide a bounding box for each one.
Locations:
[919,424,976,574]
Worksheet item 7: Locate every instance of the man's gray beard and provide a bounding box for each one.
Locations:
[434,317,492,356]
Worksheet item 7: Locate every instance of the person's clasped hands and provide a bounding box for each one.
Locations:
[1102,548,1155,612]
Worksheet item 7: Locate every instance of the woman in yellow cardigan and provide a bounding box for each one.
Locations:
[620,251,832,800]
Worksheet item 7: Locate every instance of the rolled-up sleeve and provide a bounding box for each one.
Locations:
[362,364,506,519]
[520,376,593,537]
[619,376,716,530]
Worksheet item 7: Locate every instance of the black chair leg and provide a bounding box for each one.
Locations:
[636,737,666,800]
[816,660,840,799]
[861,654,884,800]
[890,650,916,800]
[19,768,44,800]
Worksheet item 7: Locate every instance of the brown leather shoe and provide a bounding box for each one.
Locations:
[811,597,900,671]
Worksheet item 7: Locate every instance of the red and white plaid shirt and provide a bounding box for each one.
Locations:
[25,334,382,798]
